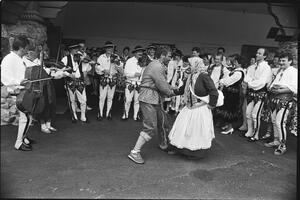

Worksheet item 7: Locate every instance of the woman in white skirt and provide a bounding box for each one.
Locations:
[168,56,219,159]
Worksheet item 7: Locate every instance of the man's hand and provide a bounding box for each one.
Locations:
[207,104,215,110]
[170,85,178,90]
[103,69,110,75]
[134,72,141,77]
[20,79,29,86]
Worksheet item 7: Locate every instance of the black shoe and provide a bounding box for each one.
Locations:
[248,137,258,142]
[15,143,32,151]
[72,119,77,123]
[97,116,103,121]
[24,137,36,144]
[22,142,32,148]
[106,113,112,120]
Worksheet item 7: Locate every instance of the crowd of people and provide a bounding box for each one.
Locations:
[0,35,297,164]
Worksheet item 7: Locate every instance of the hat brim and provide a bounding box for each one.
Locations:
[146,46,156,50]
[132,48,145,53]
[103,45,115,49]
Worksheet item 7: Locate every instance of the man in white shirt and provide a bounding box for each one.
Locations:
[95,41,122,120]
[264,53,297,155]
[166,49,184,114]
[238,57,256,131]
[244,48,272,141]
[122,45,145,120]
[61,44,88,123]
[207,54,230,89]
[1,36,32,151]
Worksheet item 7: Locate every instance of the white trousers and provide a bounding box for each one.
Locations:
[271,107,290,143]
[245,100,264,138]
[15,110,32,149]
[99,85,116,117]
[67,87,87,120]
[124,87,139,119]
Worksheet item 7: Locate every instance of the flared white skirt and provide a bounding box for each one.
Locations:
[168,104,215,150]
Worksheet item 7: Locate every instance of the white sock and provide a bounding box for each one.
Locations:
[133,135,146,153]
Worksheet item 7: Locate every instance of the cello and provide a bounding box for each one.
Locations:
[16,44,51,116]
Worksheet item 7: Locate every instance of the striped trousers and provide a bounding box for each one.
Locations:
[271,107,290,143]
[245,100,264,139]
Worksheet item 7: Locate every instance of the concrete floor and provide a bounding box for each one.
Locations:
[0,102,297,199]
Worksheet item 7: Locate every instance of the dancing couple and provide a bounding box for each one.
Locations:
[128,48,220,164]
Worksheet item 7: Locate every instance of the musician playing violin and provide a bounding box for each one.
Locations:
[1,36,33,151]
[61,44,90,123]
[95,41,123,120]
[23,44,64,134]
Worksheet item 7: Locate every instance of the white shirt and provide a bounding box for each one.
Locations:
[270,66,297,94]
[61,54,81,78]
[1,51,26,86]
[210,64,230,88]
[244,64,256,83]
[246,60,272,90]
[167,59,183,83]
[219,68,243,87]
[96,53,111,75]
[124,56,142,83]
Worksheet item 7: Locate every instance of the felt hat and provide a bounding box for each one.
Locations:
[68,44,81,50]
[146,44,156,50]
[132,45,145,53]
[103,41,115,49]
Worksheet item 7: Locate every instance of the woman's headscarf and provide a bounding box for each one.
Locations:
[182,57,207,104]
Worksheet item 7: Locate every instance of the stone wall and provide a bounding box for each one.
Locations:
[1,87,18,126]
[1,1,47,126]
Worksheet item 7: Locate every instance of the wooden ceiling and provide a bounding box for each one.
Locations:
[1,1,68,24]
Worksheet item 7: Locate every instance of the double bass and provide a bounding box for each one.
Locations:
[16,45,52,116]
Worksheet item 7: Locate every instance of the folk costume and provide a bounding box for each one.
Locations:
[23,56,60,134]
[61,48,88,123]
[122,46,145,120]
[128,59,175,164]
[207,62,230,89]
[1,51,33,150]
[216,67,245,133]
[264,65,297,155]
[167,58,185,113]
[244,60,272,140]
[168,60,219,159]
[96,51,122,120]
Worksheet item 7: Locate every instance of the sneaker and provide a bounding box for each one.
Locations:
[264,140,280,148]
[128,151,144,164]
[274,144,287,155]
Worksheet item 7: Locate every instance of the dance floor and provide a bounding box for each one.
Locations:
[1,102,297,199]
